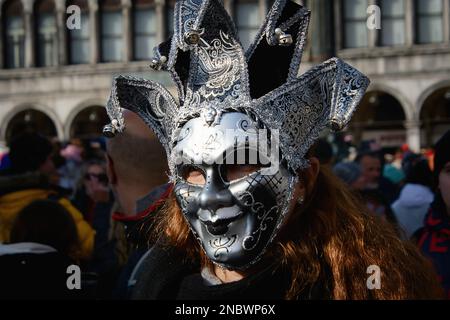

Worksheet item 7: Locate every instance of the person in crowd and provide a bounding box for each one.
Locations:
[333,160,398,226]
[104,109,171,298]
[392,153,434,239]
[105,0,442,300]
[59,141,84,194]
[0,133,94,261]
[333,162,366,191]
[416,130,450,298]
[383,153,405,186]
[0,200,80,299]
[356,151,399,204]
[73,160,112,225]
[106,109,170,218]
[72,159,117,298]
[0,151,11,171]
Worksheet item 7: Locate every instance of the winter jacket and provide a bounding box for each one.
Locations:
[0,172,95,260]
[417,197,450,298]
[391,183,434,239]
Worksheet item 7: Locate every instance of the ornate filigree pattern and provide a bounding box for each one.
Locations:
[209,236,238,257]
[103,0,370,270]
[105,0,370,174]
[189,31,244,102]
[252,58,369,171]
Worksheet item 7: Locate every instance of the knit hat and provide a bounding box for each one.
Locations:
[434,130,450,187]
[9,133,53,174]
[333,162,362,186]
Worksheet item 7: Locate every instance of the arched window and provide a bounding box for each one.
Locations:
[70,106,109,139]
[6,109,57,143]
[100,0,123,62]
[3,0,25,68]
[415,0,444,44]
[420,86,450,146]
[133,0,157,61]
[35,0,57,67]
[67,0,90,64]
[235,0,260,49]
[349,91,407,148]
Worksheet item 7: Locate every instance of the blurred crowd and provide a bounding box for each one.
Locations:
[0,118,449,299]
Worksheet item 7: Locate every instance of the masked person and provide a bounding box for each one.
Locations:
[103,0,442,299]
[416,130,450,298]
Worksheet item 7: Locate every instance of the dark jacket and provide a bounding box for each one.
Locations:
[131,245,327,300]
[112,183,172,299]
[416,195,450,299]
[0,242,78,299]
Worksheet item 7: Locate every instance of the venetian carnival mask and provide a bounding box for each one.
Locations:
[172,111,297,269]
[103,0,370,270]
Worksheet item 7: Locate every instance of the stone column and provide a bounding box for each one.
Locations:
[22,0,35,68]
[405,120,422,153]
[309,0,334,62]
[367,0,378,48]
[259,0,267,21]
[444,0,450,44]
[122,0,132,62]
[404,0,414,46]
[55,0,67,66]
[0,10,3,69]
[333,0,343,51]
[156,0,165,44]
[88,0,99,64]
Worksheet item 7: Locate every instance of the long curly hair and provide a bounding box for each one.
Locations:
[150,164,443,299]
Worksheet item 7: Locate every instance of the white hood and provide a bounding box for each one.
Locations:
[396,184,434,208]
[0,242,57,257]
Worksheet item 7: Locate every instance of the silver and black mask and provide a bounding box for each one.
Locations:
[173,112,296,270]
[104,1,369,270]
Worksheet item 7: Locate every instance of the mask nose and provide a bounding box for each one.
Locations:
[198,167,233,212]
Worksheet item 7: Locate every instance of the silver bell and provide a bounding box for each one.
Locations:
[184,30,201,45]
[103,124,116,138]
[149,55,167,71]
[330,119,345,132]
[204,107,218,126]
[274,28,293,47]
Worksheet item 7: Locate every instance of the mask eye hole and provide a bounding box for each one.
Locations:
[224,164,262,182]
[180,165,206,186]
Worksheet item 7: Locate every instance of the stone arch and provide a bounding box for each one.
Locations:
[417,79,450,117]
[417,80,450,147]
[64,99,108,140]
[0,103,64,142]
[348,85,409,149]
[365,82,415,121]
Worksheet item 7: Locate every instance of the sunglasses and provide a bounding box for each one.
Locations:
[84,173,108,184]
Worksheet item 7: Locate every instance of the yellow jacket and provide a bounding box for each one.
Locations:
[0,189,95,260]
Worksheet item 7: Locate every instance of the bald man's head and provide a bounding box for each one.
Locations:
[106,110,168,188]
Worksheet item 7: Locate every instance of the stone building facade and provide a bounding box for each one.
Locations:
[0,0,449,152]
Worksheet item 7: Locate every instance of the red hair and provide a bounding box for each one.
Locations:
[150,165,443,299]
